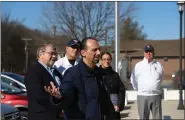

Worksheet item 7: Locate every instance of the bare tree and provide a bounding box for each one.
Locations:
[40,2,137,42]
[1,13,26,72]
[119,2,138,21]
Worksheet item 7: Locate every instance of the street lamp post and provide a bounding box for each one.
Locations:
[184,4,185,119]
[177,1,184,110]
[21,38,32,73]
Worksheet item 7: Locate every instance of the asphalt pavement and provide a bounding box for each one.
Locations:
[121,100,184,120]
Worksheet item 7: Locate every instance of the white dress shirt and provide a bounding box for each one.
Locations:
[38,61,61,86]
[131,57,164,96]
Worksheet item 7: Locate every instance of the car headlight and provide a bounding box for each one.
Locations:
[172,74,175,78]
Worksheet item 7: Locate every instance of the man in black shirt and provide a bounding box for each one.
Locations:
[45,37,117,120]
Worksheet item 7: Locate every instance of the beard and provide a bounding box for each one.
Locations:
[48,61,55,67]
[48,58,57,66]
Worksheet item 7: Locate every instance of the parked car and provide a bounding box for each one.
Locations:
[1,103,21,120]
[1,74,26,91]
[1,72,25,83]
[172,70,185,89]
[1,82,28,120]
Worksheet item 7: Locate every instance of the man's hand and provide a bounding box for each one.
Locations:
[44,82,62,99]
[114,105,119,112]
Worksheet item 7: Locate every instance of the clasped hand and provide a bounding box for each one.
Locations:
[114,105,120,112]
[44,82,62,99]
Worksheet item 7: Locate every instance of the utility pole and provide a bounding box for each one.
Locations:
[53,25,59,43]
[53,25,56,38]
[21,38,32,73]
[105,29,108,51]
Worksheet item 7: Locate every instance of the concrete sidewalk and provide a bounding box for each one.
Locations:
[121,100,184,119]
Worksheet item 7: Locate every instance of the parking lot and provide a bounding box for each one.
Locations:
[121,100,184,119]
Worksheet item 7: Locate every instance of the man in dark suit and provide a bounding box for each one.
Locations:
[24,44,63,120]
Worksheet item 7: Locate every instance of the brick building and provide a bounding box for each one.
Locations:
[110,40,185,80]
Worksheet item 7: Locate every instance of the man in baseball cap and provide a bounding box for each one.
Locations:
[131,44,163,119]
[144,44,154,52]
[54,39,81,75]
[143,44,155,62]
[66,39,81,47]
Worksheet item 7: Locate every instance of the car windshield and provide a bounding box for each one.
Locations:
[1,82,24,94]
[2,72,24,84]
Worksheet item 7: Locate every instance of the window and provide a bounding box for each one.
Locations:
[164,57,168,62]
[1,82,23,94]
[1,76,24,90]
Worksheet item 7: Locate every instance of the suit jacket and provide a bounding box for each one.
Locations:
[24,62,63,120]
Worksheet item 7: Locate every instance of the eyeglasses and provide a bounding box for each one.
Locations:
[102,58,111,61]
[44,51,58,56]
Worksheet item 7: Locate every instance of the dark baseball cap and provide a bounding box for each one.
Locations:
[66,39,80,47]
[144,44,154,51]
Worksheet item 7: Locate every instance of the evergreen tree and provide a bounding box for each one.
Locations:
[120,17,147,40]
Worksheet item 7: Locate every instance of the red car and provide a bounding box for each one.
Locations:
[1,82,64,120]
[1,82,28,120]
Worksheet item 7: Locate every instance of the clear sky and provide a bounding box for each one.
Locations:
[134,1,183,40]
[1,1,184,40]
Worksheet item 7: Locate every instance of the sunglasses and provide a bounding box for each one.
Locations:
[145,50,153,53]
[70,45,80,49]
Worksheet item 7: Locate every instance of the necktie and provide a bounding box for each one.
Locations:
[48,67,61,86]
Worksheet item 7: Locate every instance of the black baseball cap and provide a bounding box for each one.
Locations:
[144,44,154,51]
[66,39,80,47]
